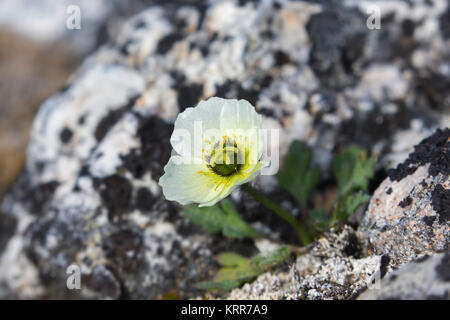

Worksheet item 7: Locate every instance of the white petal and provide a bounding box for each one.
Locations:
[171,98,262,157]
[162,98,265,207]
[170,97,226,158]
[198,185,235,207]
[159,156,225,205]
[219,99,262,132]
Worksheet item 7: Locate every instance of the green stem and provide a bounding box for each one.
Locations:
[242,184,311,245]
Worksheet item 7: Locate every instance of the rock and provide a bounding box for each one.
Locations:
[359,128,449,269]
[0,0,153,56]
[227,226,382,300]
[358,251,450,300]
[1,0,449,299]
[0,62,218,299]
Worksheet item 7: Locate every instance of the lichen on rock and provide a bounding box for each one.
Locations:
[227,226,381,300]
[358,251,450,300]
[0,0,449,299]
[360,128,449,269]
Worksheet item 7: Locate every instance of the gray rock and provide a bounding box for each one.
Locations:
[0,62,217,299]
[0,0,449,299]
[227,226,382,300]
[358,251,450,300]
[0,0,154,55]
[359,128,449,269]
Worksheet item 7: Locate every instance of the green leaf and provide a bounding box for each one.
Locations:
[308,208,331,231]
[197,279,243,291]
[217,252,250,267]
[335,191,370,221]
[220,199,261,239]
[198,246,292,291]
[333,146,376,196]
[276,141,321,207]
[183,204,224,234]
[183,199,260,239]
[197,253,256,291]
[310,208,327,223]
[250,246,292,271]
[215,264,258,283]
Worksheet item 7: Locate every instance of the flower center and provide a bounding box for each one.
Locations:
[207,140,243,177]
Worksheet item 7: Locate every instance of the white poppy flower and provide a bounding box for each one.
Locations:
[159,97,266,207]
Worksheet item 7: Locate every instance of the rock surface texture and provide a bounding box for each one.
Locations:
[0,0,154,55]
[358,251,450,300]
[0,0,449,299]
[227,226,382,300]
[360,129,449,268]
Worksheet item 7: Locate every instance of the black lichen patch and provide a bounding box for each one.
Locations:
[79,165,90,177]
[307,6,367,89]
[121,116,173,181]
[135,187,157,212]
[214,75,272,106]
[102,227,143,274]
[431,184,450,224]
[119,39,135,56]
[259,75,273,90]
[238,0,259,7]
[415,254,430,263]
[368,169,388,195]
[170,70,203,111]
[134,20,147,30]
[237,76,273,106]
[388,273,398,282]
[27,181,59,214]
[78,114,86,125]
[387,128,450,181]
[273,50,292,67]
[440,3,450,39]
[85,265,121,300]
[387,19,419,62]
[95,110,126,141]
[380,254,390,278]
[258,107,277,119]
[156,32,184,55]
[402,19,416,38]
[94,95,139,142]
[189,41,209,57]
[177,83,203,112]
[94,174,133,221]
[0,213,17,254]
[237,85,259,106]
[23,209,87,289]
[342,231,363,258]
[435,251,450,282]
[415,71,450,112]
[398,196,412,208]
[387,163,418,182]
[59,127,73,144]
[215,80,236,98]
[386,187,393,195]
[341,32,366,74]
[423,216,436,227]
[337,102,416,154]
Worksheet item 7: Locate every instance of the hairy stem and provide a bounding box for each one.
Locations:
[242,184,311,245]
